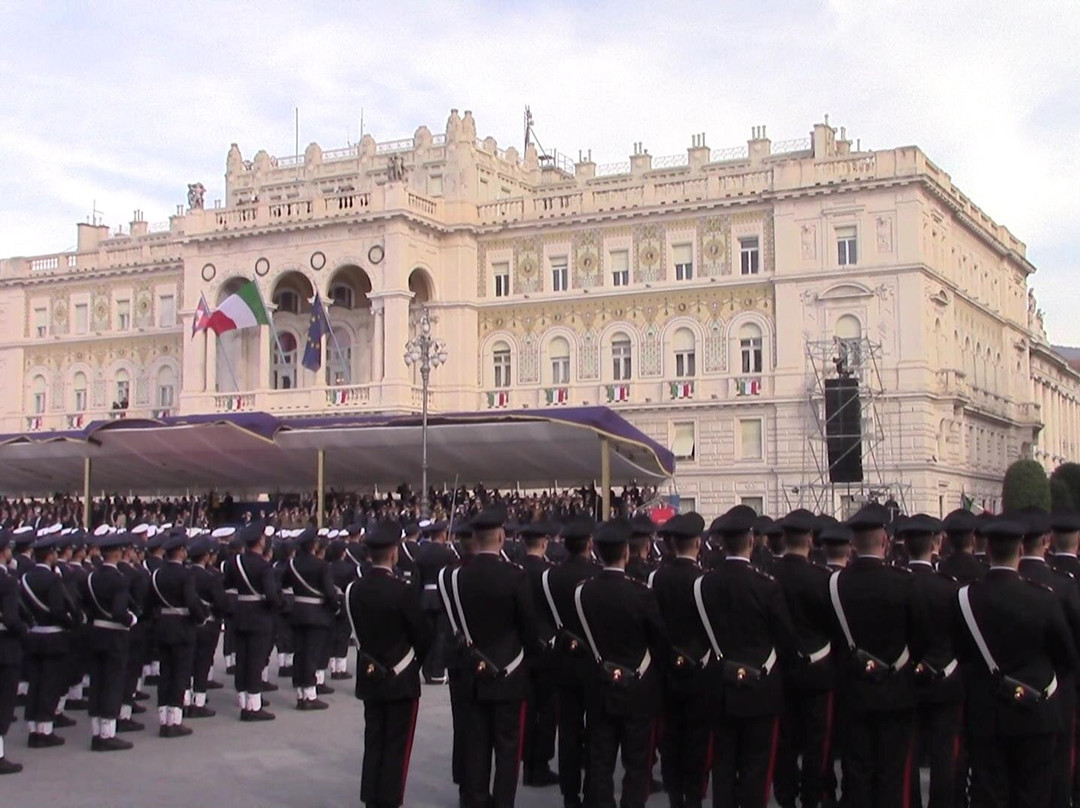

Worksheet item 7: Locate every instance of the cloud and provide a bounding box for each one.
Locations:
[1,0,1078,339]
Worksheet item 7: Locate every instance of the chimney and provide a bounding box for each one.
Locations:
[129,209,148,237]
[630,142,652,174]
[688,133,709,169]
[76,222,110,252]
[748,125,771,166]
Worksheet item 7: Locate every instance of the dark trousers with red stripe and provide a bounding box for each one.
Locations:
[460,698,524,808]
[911,700,964,808]
[521,672,558,779]
[661,690,711,807]
[361,698,418,808]
[710,714,780,808]
[840,709,915,808]
[586,709,654,808]
[557,682,590,802]
[774,688,833,808]
[968,731,1055,808]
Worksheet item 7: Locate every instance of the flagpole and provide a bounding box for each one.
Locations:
[251,277,286,365]
[216,332,241,392]
[323,297,353,385]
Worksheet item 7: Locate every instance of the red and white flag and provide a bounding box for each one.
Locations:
[191,293,212,339]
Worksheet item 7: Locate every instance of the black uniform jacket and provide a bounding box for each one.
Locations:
[771,554,835,692]
[697,557,797,717]
[282,551,337,628]
[827,556,927,714]
[21,563,82,653]
[416,541,456,612]
[952,567,1078,738]
[938,551,987,585]
[222,551,283,632]
[151,561,206,644]
[541,555,598,688]
[191,563,228,622]
[908,561,963,705]
[650,556,711,696]
[0,567,27,665]
[575,568,667,717]
[449,552,538,703]
[347,566,432,702]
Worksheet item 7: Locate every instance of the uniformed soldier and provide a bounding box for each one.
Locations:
[188,536,227,718]
[222,523,282,721]
[445,505,538,808]
[416,519,456,685]
[819,521,851,572]
[574,517,666,808]
[81,531,137,751]
[540,516,599,808]
[0,529,27,773]
[345,518,432,808]
[972,513,992,566]
[899,514,965,808]
[771,508,836,808]
[151,528,206,737]
[326,537,359,681]
[953,515,1078,807]
[396,519,420,588]
[698,505,797,808]
[627,515,658,584]
[518,520,559,788]
[650,512,710,808]
[117,532,150,732]
[751,515,778,572]
[828,503,927,808]
[282,526,338,711]
[439,518,476,800]
[1048,509,1080,580]
[1016,507,1080,808]
[938,509,986,585]
[22,533,83,747]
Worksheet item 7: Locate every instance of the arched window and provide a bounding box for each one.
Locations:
[31,375,46,414]
[672,328,696,378]
[114,370,130,409]
[72,371,88,412]
[612,333,632,381]
[739,323,763,374]
[330,284,354,310]
[549,337,571,385]
[492,341,512,388]
[835,315,862,370]
[272,333,298,390]
[274,290,300,314]
[326,329,352,386]
[156,365,177,408]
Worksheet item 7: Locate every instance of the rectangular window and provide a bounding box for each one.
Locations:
[158,294,176,328]
[739,418,763,460]
[33,307,47,338]
[673,243,693,281]
[551,257,569,292]
[837,226,858,266]
[675,351,696,378]
[610,250,630,287]
[493,350,512,388]
[74,303,88,335]
[552,357,570,385]
[741,338,763,374]
[672,422,696,461]
[33,392,45,414]
[493,262,511,298]
[612,340,632,381]
[740,237,760,275]
[740,496,764,515]
[429,175,443,196]
[678,497,697,514]
[158,384,175,408]
[117,299,131,331]
[74,388,87,411]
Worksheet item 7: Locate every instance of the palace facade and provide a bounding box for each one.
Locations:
[1,109,1076,516]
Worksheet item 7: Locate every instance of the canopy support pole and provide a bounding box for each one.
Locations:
[83,457,92,531]
[600,437,611,521]
[316,449,326,529]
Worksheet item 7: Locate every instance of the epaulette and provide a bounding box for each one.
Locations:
[888,564,912,574]
[629,576,649,589]
[751,566,775,582]
[1025,579,1055,593]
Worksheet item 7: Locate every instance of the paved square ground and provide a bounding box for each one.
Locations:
[3,660,930,807]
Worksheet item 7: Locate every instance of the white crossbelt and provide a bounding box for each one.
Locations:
[159,607,190,616]
[391,648,417,676]
[93,619,128,631]
[451,567,525,676]
[437,567,460,637]
[344,580,417,677]
[693,576,775,674]
[829,570,910,672]
[807,642,832,664]
[573,581,652,677]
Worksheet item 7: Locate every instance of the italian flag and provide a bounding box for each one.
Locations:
[607,385,630,402]
[545,388,569,405]
[206,281,270,335]
[488,391,510,408]
[670,381,693,399]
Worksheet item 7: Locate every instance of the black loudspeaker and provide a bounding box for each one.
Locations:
[824,377,864,483]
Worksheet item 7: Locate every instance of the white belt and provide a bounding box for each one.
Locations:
[392,648,416,676]
[93,619,128,631]
[159,607,190,616]
[225,588,238,595]
[237,594,264,602]
[762,647,777,675]
[893,646,910,671]
[807,642,831,665]
[29,626,63,634]
[294,596,324,605]
[1046,674,1059,699]
[637,648,652,677]
[504,648,525,677]
[941,658,958,678]
[423,584,437,591]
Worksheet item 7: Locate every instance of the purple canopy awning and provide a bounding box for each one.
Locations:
[0,407,674,495]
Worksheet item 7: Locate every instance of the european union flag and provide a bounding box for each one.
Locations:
[301,293,332,371]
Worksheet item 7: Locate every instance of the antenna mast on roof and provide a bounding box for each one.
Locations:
[524,105,558,168]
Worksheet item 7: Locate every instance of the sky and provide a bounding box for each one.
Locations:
[1,0,1078,341]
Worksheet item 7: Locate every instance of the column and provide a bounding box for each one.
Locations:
[206,330,218,394]
[370,298,385,383]
[381,292,413,386]
[258,327,271,393]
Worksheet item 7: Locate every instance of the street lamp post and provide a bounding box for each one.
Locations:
[404,308,448,518]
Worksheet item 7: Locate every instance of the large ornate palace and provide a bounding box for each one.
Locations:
[1,109,1076,515]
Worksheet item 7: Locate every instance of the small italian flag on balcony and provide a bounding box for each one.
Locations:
[670,381,694,400]
[736,378,762,396]
[326,389,349,405]
[487,391,510,408]
[545,387,570,405]
[606,384,630,402]
[224,395,244,412]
